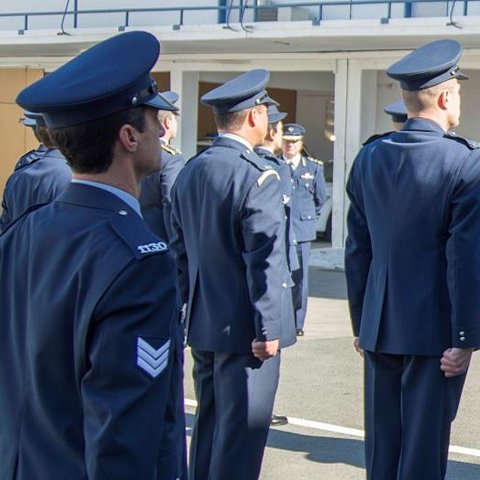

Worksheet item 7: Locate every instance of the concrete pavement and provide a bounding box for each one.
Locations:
[183,266,480,479]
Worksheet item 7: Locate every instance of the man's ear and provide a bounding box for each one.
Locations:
[438,89,449,111]
[249,107,263,128]
[118,124,139,152]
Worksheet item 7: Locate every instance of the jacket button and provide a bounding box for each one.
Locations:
[460,337,466,342]
[459,331,465,336]
[282,282,287,288]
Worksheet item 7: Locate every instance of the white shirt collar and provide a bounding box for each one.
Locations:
[71,179,142,217]
[219,133,253,151]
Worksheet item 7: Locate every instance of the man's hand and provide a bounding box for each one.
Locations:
[440,347,473,378]
[353,337,364,357]
[252,339,279,361]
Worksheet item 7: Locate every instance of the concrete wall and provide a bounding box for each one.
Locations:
[0,68,43,197]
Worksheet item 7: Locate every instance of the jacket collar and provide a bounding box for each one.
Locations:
[213,134,253,152]
[57,182,137,215]
[402,117,446,134]
[255,147,280,164]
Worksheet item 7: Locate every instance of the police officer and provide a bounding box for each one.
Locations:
[0,31,186,480]
[0,112,71,233]
[345,39,480,480]
[255,105,297,427]
[384,98,408,130]
[170,69,288,480]
[282,123,326,336]
[140,90,185,240]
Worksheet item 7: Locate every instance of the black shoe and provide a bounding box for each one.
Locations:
[271,414,288,427]
[296,328,304,336]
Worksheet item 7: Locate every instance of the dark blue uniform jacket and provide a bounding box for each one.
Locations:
[0,183,185,480]
[140,141,185,241]
[289,155,327,243]
[0,148,71,232]
[345,118,480,355]
[255,147,299,273]
[171,136,295,352]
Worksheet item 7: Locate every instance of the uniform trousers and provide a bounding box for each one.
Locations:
[189,349,281,480]
[291,241,311,330]
[364,351,466,480]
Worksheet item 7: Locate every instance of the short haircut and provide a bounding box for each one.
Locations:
[34,126,56,148]
[158,110,175,124]
[48,107,147,174]
[214,109,249,131]
[402,79,457,114]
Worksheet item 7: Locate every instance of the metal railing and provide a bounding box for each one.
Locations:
[0,0,473,34]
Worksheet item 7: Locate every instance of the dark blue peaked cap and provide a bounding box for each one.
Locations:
[201,69,278,114]
[283,123,305,140]
[16,31,176,128]
[267,105,287,124]
[387,39,468,91]
[384,99,408,123]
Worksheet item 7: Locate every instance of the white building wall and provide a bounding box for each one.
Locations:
[2,0,476,32]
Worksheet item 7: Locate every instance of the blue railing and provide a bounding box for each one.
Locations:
[0,0,473,34]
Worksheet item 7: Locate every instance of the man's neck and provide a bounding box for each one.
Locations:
[219,132,254,151]
[408,113,449,132]
[258,144,275,154]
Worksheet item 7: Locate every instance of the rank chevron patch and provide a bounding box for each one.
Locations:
[136,337,170,378]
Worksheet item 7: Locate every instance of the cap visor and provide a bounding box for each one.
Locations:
[145,93,179,112]
[456,69,469,81]
[262,94,279,107]
[283,135,303,141]
[21,118,36,127]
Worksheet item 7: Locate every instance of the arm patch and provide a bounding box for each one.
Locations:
[257,169,280,187]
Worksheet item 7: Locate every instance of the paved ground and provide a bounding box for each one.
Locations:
[183,267,480,479]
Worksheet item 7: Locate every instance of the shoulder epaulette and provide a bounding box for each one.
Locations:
[362,131,394,146]
[14,149,44,171]
[444,131,480,150]
[306,156,324,166]
[161,143,179,155]
[110,210,169,259]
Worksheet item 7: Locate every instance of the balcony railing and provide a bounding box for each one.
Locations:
[0,0,475,34]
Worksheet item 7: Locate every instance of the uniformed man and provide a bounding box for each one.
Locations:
[0,31,186,480]
[282,123,327,336]
[384,98,408,130]
[0,112,71,233]
[170,69,288,480]
[14,112,50,169]
[255,104,297,427]
[140,90,185,240]
[345,39,480,480]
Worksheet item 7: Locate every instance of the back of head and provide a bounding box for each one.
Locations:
[387,39,467,128]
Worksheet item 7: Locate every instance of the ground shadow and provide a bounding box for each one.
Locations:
[186,412,480,478]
